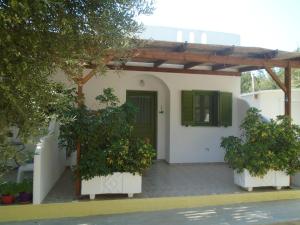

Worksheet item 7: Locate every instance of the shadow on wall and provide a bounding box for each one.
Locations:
[237,98,250,131]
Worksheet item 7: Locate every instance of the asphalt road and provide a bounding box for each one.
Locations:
[2,199,300,225]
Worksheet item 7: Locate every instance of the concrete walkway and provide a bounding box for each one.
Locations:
[3,199,300,225]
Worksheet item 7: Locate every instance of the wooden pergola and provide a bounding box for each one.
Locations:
[106,40,300,115]
[74,40,300,195]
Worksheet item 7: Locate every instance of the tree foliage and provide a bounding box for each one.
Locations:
[59,89,156,180]
[221,108,300,176]
[0,0,153,177]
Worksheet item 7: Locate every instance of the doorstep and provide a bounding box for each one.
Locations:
[1,189,300,223]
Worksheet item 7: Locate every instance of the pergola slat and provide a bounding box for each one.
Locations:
[153,60,166,67]
[214,46,235,56]
[183,62,204,69]
[132,49,300,68]
[174,42,189,52]
[212,64,236,71]
[239,66,263,73]
[248,50,278,59]
[107,65,240,76]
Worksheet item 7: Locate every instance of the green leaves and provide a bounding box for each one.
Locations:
[59,88,156,180]
[0,181,19,195]
[221,107,300,176]
[96,88,120,107]
[0,0,153,177]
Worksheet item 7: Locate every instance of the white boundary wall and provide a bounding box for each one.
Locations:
[33,119,66,204]
[241,89,300,125]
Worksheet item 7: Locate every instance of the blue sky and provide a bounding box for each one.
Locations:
[138,0,300,51]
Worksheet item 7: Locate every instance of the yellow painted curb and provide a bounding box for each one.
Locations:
[1,190,300,222]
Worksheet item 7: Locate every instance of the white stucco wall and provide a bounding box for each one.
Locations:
[53,70,241,163]
[241,89,300,125]
[33,120,66,204]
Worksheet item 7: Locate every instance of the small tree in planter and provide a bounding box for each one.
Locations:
[0,182,18,204]
[221,108,300,191]
[59,88,156,199]
[17,179,33,204]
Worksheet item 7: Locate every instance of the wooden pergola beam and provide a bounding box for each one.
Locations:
[248,50,278,59]
[174,41,188,52]
[212,64,235,71]
[152,42,189,67]
[215,46,235,56]
[183,62,204,69]
[131,49,300,68]
[239,66,263,73]
[153,59,166,67]
[107,65,240,76]
[264,67,287,93]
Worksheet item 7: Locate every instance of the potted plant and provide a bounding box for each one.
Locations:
[0,182,18,204]
[59,88,156,199]
[221,108,300,191]
[17,179,33,204]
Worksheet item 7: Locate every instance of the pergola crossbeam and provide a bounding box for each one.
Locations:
[174,41,188,52]
[214,46,235,56]
[239,66,263,73]
[132,49,300,68]
[153,59,166,67]
[212,64,235,71]
[183,62,204,69]
[107,65,240,76]
[248,50,278,59]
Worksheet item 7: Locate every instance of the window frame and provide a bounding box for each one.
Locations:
[181,90,232,127]
[192,90,216,126]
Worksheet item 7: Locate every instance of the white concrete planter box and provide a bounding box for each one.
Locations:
[234,169,290,191]
[81,172,142,199]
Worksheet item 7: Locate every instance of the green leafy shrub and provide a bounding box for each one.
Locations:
[0,182,18,196]
[17,179,33,193]
[59,88,156,180]
[221,107,300,176]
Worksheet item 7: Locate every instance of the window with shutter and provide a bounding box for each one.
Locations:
[218,92,232,127]
[181,91,194,126]
[181,90,232,127]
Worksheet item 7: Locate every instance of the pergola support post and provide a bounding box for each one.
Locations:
[75,81,83,197]
[284,63,292,117]
[73,68,98,197]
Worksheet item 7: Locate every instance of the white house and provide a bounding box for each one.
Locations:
[54,69,241,164]
[52,39,300,165]
[30,40,300,204]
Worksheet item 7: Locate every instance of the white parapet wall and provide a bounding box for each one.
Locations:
[33,119,67,204]
[241,89,300,125]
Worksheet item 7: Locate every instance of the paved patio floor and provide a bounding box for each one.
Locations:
[44,161,253,203]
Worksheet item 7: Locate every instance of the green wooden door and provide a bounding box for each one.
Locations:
[126,91,157,149]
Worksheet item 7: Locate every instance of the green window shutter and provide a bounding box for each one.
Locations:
[181,91,194,126]
[219,92,232,127]
[211,91,220,126]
